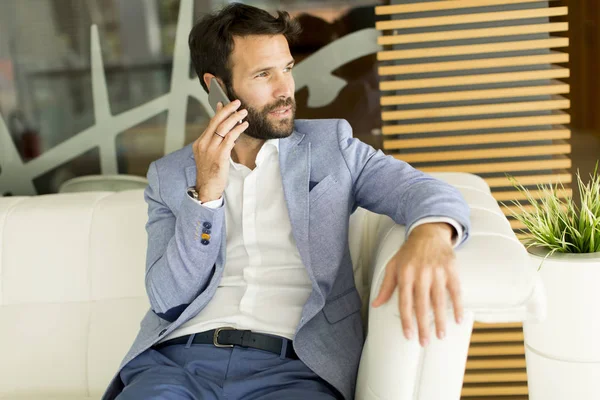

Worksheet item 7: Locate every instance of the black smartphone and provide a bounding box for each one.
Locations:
[208,78,231,113]
[208,78,244,126]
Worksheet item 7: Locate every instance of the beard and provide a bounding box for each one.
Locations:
[227,86,296,140]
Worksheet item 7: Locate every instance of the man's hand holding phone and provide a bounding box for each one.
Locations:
[192,100,248,203]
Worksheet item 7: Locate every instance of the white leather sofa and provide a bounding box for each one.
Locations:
[0,172,545,399]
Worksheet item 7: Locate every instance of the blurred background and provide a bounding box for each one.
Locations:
[0,0,385,195]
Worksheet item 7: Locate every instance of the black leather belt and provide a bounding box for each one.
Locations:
[152,327,298,359]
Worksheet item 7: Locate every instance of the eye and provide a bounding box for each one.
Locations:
[285,65,294,72]
[255,71,268,78]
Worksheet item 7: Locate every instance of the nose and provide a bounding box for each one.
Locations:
[273,73,294,99]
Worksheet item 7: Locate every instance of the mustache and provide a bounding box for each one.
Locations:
[264,98,295,113]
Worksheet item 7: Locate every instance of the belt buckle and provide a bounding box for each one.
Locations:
[213,327,235,348]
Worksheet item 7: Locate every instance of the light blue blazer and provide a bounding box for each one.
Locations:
[102,119,471,400]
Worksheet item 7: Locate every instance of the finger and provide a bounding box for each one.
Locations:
[372,259,397,308]
[202,100,242,142]
[210,132,226,147]
[415,272,432,347]
[431,269,447,340]
[398,274,414,340]
[221,120,249,151]
[215,100,244,124]
[212,108,248,146]
[447,266,464,324]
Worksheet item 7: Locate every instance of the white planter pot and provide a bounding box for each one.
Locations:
[523,248,600,400]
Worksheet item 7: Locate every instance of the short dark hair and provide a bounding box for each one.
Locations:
[189,3,302,93]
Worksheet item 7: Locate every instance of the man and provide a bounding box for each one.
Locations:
[103,4,470,400]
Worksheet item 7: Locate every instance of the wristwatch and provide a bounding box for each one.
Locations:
[187,186,200,201]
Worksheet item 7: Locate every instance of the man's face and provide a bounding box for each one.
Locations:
[226,34,296,140]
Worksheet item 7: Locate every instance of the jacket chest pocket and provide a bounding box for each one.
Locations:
[322,287,362,324]
[309,174,337,206]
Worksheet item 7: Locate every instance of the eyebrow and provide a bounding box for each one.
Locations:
[249,59,295,76]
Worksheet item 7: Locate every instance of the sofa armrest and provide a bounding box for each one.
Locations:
[355,173,546,400]
[366,180,546,325]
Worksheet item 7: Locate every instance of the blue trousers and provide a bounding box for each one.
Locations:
[117,336,342,399]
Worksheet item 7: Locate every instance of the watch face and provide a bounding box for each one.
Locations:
[187,187,198,200]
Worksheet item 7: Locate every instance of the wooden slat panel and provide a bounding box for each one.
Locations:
[504,205,533,218]
[462,384,529,396]
[509,217,571,231]
[466,358,527,370]
[379,22,568,46]
[382,112,570,135]
[381,80,569,105]
[376,7,568,31]
[384,128,570,149]
[464,397,529,400]
[511,219,528,230]
[464,371,528,383]
[378,37,569,61]
[503,201,570,216]
[419,157,571,173]
[379,53,569,77]
[503,204,530,216]
[485,173,572,187]
[380,67,570,91]
[470,331,525,343]
[376,0,550,15]
[516,232,530,241]
[493,188,572,201]
[377,4,572,399]
[469,344,525,356]
[382,97,569,120]
[474,322,523,329]
[393,143,570,163]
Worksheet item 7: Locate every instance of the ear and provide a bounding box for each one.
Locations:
[203,73,216,91]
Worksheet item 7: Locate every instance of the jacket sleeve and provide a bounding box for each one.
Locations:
[336,119,471,245]
[143,161,225,322]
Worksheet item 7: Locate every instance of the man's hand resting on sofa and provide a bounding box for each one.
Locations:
[372,222,462,347]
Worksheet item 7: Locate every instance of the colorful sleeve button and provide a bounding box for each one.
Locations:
[201,233,211,240]
[203,222,212,229]
[201,239,210,245]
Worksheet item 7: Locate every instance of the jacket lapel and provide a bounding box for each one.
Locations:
[279,131,323,300]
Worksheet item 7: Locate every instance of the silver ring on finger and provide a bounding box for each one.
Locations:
[214,132,225,139]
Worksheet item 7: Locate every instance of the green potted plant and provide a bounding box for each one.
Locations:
[506,164,600,400]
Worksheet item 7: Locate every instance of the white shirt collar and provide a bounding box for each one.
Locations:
[230,139,279,171]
